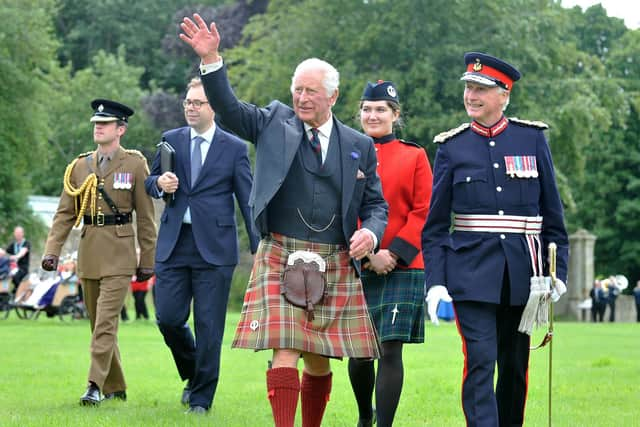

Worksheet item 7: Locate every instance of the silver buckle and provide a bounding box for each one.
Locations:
[286,251,326,272]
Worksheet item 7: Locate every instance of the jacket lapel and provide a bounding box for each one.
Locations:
[179,128,192,188]
[337,120,360,218]
[197,127,225,186]
[90,150,99,175]
[102,146,125,178]
[283,116,303,175]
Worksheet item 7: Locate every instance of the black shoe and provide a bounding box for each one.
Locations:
[104,390,127,401]
[181,381,192,406]
[79,383,101,406]
[185,405,208,414]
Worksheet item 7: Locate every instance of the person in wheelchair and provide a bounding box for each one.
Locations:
[3,226,31,294]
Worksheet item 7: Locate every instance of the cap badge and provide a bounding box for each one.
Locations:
[386,85,397,98]
[473,59,483,72]
[98,104,104,112]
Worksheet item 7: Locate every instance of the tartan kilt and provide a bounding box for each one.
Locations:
[361,269,425,343]
[232,233,381,359]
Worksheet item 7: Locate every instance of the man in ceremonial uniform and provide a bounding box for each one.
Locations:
[42,99,156,406]
[422,53,568,426]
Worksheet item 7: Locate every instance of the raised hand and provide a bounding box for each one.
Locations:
[179,13,222,63]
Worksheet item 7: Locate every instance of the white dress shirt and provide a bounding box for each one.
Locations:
[183,123,216,224]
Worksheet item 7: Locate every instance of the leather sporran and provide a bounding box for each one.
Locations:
[281,251,327,321]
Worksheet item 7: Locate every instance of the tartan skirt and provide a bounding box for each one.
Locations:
[361,269,425,343]
[232,233,381,359]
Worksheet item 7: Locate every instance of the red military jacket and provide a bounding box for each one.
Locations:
[374,135,433,269]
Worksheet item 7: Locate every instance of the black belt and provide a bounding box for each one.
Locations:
[83,212,132,226]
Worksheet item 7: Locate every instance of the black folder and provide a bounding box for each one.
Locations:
[157,138,175,204]
[158,139,175,174]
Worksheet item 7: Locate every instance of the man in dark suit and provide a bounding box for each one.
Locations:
[179,14,388,427]
[589,279,606,322]
[145,77,259,414]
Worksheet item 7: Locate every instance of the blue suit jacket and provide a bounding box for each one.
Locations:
[422,119,568,305]
[145,125,259,265]
[200,66,388,273]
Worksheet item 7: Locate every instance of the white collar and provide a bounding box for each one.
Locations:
[190,122,217,143]
[303,116,333,138]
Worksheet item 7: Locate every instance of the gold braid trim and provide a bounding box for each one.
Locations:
[63,157,98,228]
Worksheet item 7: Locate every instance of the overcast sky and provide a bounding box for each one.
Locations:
[561,0,640,29]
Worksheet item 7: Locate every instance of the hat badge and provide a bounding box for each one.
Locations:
[98,104,104,112]
[386,85,397,98]
[473,59,483,72]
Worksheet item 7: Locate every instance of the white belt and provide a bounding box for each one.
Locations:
[453,213,544,276]
[452,214,542,235]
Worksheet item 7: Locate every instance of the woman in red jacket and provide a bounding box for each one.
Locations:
[348,81,433,427]
[131,274,154,320]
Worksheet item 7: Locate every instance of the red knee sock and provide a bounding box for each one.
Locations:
[301,371,332,427]
[266,367,300,427]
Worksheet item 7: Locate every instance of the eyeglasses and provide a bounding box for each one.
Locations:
[182,99,209,109]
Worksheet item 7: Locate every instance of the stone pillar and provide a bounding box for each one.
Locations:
[556,229,597,320]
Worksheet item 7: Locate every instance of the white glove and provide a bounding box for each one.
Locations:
[550,279,567,302]
[425,285,452,326]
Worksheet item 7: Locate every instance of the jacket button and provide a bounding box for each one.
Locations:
[466,176,471,182]
[493,163,499,169]
[496,186,502,192]
[500,234,506,240]
[489,141,496,147]
[498,210,504,215]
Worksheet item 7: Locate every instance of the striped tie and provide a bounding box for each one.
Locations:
[309,128,322,163]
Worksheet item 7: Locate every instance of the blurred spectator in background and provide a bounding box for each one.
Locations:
[3,226,31,293]
[131,272,154,320]
[589,279,606,322]
[633,280,640,322]
[603,276,620,322]
[120,305,130,322]
[0,253,10,280]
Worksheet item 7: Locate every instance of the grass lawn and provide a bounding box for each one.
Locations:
[0,311,638,426]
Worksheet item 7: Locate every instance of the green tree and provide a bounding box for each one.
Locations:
[54,0,189,88]
[0,0,60,242]
[213,0,640,281]
[31,48,159,195]
[574,29,640,280]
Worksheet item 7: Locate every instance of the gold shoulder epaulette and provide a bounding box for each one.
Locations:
[125,149,146,159]
[433,123,470,144]
[399,139,422,148]
[77,150,94,159]
[508,117,549,130]
[125,149,150,174]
